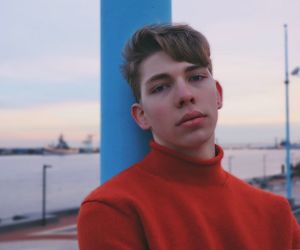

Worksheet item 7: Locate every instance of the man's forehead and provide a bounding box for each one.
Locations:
[140,52,207,84]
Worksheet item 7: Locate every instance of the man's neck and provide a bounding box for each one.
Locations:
[153,136,216,160]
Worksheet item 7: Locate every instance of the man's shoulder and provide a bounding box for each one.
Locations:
[82,162,147,205]
[227,173,289,208]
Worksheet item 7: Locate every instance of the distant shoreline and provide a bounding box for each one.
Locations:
[0,147,100,156]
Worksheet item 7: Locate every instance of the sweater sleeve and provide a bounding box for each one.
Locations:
[77,201,148,250]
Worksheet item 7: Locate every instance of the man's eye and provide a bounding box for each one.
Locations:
[189,75,204,82]
[151,84,169,94]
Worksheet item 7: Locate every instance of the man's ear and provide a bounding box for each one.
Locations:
[131,103,151,130]
[216,80,223,109]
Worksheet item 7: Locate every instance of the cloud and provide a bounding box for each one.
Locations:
[0,56,99,83]
[0,101,100,147]
[216,122,300,145]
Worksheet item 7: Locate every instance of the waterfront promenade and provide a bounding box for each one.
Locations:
[0,212,77,250]
[0,178,299,250]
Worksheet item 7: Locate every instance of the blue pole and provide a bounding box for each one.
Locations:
[101,0,171,183]
[284,24,292,200]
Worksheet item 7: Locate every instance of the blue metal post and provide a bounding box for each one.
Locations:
[101,0,171,183]
[284,24,292,200]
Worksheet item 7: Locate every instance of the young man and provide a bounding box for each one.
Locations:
[78,24,300,249]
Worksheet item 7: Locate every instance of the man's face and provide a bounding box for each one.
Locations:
[131,51,222,157]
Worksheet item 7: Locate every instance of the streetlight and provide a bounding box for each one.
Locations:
[262,154,267,181]
[42,164,52,226]
[291,66,300,76]
[228,155,234,173]
[283,24,292,201]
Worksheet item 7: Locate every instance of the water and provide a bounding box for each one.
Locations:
[0,154,100,219]
[1,149,300,219]
[222,148,300,179]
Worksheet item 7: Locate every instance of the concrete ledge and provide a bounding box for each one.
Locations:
[0,207,79,234]
[51,207,78,217]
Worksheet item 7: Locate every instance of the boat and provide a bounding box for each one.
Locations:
[44,135,79,155]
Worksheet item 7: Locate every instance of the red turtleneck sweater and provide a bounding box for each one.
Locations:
[78,142,300,249]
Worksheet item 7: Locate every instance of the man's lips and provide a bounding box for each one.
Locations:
[176,111,207,126]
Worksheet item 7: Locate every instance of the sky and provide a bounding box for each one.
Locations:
[0,0,299,147]
[0,0,100,147]
[173,0,300,145]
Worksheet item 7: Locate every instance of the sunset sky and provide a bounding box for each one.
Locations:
[0,0,299,147]
[172,0,300,145]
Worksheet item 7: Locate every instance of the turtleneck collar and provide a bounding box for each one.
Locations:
[139,140,228,186]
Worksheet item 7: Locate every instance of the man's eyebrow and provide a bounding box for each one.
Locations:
[145,65,205,85]
[184,65,203,73]
[145,73,170,85]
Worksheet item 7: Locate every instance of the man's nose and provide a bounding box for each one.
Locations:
[175,82,195,108]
